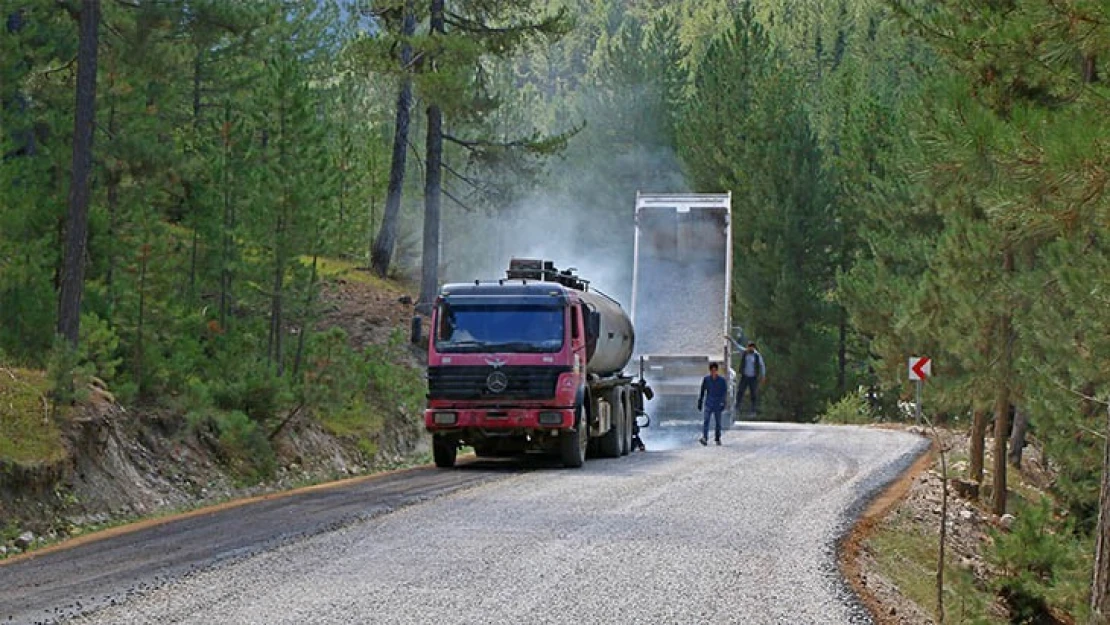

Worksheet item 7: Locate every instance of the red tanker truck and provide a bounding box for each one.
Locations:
[424,258,653,468]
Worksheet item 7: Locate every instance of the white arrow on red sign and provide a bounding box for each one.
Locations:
[908,356,931,381]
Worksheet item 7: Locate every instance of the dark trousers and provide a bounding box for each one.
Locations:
[738,376,759,414]
[702,407,722,441]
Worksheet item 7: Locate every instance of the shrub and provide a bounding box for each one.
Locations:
[365,328,425,415]
[991,497,1089,623]
[78,312,122,383]
[45,336,93,408]
[210,410,276,483]
[819,392,876,425]
[211,357,285,423]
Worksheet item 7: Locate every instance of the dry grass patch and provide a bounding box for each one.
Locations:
[866,507,1002,624]
[0,368,64,466]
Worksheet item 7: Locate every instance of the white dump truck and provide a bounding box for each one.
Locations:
[630,192,736,423]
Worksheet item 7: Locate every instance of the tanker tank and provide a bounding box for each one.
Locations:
[578,289,635,376]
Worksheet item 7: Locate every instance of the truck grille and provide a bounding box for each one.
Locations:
[428,366,571,400]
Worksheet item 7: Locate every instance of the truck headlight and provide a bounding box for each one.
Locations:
[433,412,457,425]
[538,411,564,426]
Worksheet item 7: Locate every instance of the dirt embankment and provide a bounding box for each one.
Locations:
[0,274,428,554]
[842,425,1065,624]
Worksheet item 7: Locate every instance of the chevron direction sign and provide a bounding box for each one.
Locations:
[908,356,932,381]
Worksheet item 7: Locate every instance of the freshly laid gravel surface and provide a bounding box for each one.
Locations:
[68,423,926,625]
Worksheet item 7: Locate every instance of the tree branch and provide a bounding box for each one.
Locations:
[443,187,477,213]
[41,55,78,75]
[441,160,482,191]
[444,12,527,35]
[442,132,533,152]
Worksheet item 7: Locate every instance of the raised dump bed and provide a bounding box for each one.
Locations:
[631,192,734,423]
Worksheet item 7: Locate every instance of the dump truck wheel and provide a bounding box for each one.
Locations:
[560,405,588,468]
[432,435,457,468]
[598,388,623,458]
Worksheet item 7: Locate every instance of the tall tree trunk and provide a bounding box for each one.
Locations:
[268,222,285,376]
[991,384,1010,516]
[57,0,100,346]
[219,101,234,332]
[292,250,319,377]
[1091,401,1110,620]
[369,0,415,277]
[991,251,1015,516]
[417,0,445,313]
[419,102,443,313]
[187,48,204,297]
[969,409,987,491]
[1007,405,1028,467]
[134,243,148,391]
[105,98,119,313]
[936,435,949,624]
[836,308,846,397]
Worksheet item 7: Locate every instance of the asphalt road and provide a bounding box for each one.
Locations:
[3,422,927,625]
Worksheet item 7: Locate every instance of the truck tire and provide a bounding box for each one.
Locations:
[598,388,623,458]
[433,435,457,468]
[560,405,588,468]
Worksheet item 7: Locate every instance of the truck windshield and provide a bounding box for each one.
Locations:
[435,303,565,353]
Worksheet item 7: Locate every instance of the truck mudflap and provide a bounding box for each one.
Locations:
[425,407,574,432]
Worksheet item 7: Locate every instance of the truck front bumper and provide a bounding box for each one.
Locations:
[425,407,573,432]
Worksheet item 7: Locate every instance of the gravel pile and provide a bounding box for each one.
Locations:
[634,257,726,359]
[72,423,927,625]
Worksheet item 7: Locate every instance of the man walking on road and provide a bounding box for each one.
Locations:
[736,341,766,417]
[697,362,728,446]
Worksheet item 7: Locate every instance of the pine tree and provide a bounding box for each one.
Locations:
[412,0,572,310]
[367,0,416,277]
[679,8,840,421]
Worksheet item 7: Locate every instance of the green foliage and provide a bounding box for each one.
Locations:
[45,337,92,408]
[303,327,422,461]
[210,357,286,424]
[365,329,425,415]
[679,8,840,421]
[0,0,391,411]
[818,392,876,425]
[990,497,1091,623]
[77,313,122,383]
[205,410,277,483]
[852,0,1110,543]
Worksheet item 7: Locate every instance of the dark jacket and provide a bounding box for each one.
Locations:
[699,374,728,412]
[738,350,766,378]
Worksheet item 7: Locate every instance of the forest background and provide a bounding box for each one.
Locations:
[2,0,1109,620]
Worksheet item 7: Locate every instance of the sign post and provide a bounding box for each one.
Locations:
[908,356,932,424]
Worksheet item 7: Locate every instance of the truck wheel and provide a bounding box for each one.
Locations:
[598,388,623,458]
[560,406,588,468]
[620,390,632,456]
[433,435,457,468]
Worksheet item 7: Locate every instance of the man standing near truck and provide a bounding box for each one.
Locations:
[736,341,766,417]
[697,363,728,446]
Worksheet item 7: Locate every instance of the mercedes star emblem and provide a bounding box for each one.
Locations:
[486,371,509,393]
